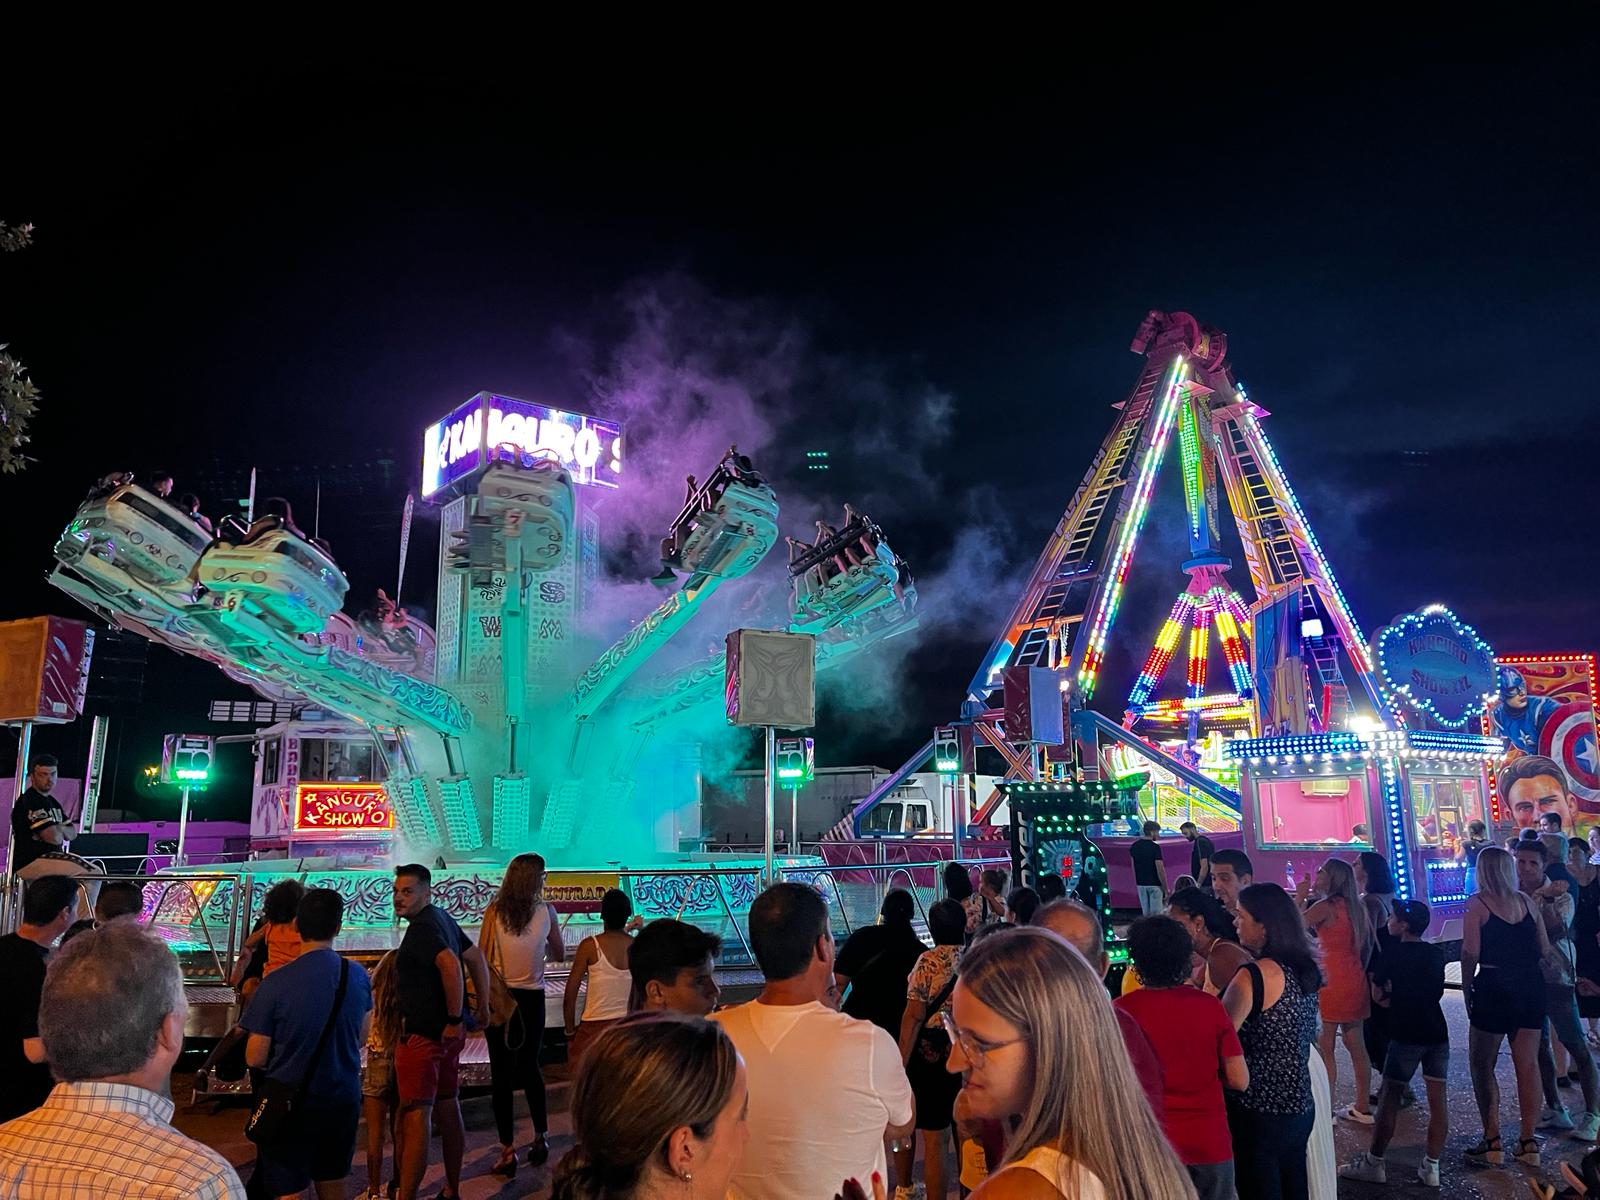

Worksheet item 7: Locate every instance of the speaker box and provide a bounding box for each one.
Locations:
[725,629,816,728]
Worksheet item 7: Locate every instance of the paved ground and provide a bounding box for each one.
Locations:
[174,991,1588,1199]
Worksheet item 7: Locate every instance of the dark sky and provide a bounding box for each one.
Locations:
[2,44,1597,818]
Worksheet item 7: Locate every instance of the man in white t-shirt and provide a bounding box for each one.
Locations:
[713,882,914,1200]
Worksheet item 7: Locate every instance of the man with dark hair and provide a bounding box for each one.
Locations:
[243,888,372,1199]
[149,472,175,498]
[62,878,145,943]
[1209,849,1254,914]
[1037,872,1067,903]
[1034,899,1165,1117]
[1541,810,1566,835]
[391,864,488,1200]
[1180,821,1216,890]
[0,875,79,1121]
[1130,820,1169,914]
[1116,915,1246,1200]
[712,882,913,1200]
[0,922,243,1196]
[628,918,723,1015]
[9,753,72,873]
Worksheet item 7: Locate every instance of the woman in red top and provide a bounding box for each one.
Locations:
[1116,915,1249,1200]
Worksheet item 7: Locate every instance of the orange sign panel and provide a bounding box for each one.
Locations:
[293,784,394,835]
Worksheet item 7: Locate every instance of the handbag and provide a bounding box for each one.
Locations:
[475,903,522,1028]
[245,957,350,1145]
[913,970,960,1064]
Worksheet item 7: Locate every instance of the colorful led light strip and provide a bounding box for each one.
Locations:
[1210,590,1253,696]
[1178,396,1205,546]
[1187,615,1211,697]
[1238,409,1375,681]
[1378,755,1412,900]
[1128,591,1197,708]
[1079,359,1189,698]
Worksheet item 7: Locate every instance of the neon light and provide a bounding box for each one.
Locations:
[1187,614,1211,697]
[1128,592,1196,708]
[1179,397,1205,547]
[1079,360,1189,698]
[1378,756,1412,900]
[1241,410,1372,678]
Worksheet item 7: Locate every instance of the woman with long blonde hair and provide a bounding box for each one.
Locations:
[1302,857,1372,1123]
[949,926,1193,1200]
[482,852,566,1175]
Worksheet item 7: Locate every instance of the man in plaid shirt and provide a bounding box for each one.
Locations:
[0,922,243,1198]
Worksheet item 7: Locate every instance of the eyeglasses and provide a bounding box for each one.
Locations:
[939,1011,1024,1067]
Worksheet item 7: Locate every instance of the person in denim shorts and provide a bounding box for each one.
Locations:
[1339,900,1449,1188]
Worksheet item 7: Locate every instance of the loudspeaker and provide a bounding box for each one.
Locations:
[1002,666,1065,746]
[725,630,816,728]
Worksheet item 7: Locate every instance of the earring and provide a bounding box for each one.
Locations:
[681,1170,694,1181]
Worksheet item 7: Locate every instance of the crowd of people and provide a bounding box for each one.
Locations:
[14,827,1600,1197]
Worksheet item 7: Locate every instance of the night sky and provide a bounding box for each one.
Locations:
[2,45,1596,821]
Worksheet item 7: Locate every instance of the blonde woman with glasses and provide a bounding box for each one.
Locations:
[944,926,1193,1200]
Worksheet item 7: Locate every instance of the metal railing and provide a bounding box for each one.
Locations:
[2,854,1011,982]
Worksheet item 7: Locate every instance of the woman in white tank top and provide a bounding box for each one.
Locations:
[481,853,566,1178]
[562,888,638,1066]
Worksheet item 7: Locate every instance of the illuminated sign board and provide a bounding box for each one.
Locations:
[422,392,623,498]
[1373,605,1497,729]
[293,783,395,836]
[542,871,623,914]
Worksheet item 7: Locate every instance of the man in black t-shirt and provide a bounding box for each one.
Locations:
[1128,821,1168,916]
[1179,821,1216,890]
[0,875,79,1121]
[833,889,926,1036]
[9,754,72,874]
[391,863,489,1200]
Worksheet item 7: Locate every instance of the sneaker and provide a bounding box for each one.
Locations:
[1516,1137,1542,1167]
[1575,1111,1600,1142]
[1416,1156,1440,1188]
[1464,1135,1504,1166]
[1543,1105,1577,1131]
[1338,1152,1387,1182]
[1340,1105,1376,1125]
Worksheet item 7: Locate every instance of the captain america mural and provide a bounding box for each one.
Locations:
[1490,666,1562,754]
[1488,656,1600,827]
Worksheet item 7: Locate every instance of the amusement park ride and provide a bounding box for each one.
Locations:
[848,309,1528,924]
[32,314,1587,954]
[43,391,921,935]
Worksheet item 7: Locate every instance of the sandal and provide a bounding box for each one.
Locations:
[490,1146,518,1178]
[1465,1134,1504,1166]
[1517,1137,1542,1166]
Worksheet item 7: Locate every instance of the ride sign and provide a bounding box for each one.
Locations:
[1373,604,1498,729]
[422,392,624,498]
[293,783,395,836]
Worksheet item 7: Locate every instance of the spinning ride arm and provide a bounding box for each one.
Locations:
[624,506,920,734]
[569,447,779,723]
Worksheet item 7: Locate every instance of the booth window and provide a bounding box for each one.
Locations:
[1254,771,1373,848]
[1409,774,1487,852]
[260,738,282,785]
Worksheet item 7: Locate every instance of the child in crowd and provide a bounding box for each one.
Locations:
[361,951,402,1200]
[229,878,305,1000]
[1339,899,1449,1189]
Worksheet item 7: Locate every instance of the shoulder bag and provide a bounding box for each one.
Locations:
[913,967,961,1064]
[245,957,350,1145]
[475,902,522,1029]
